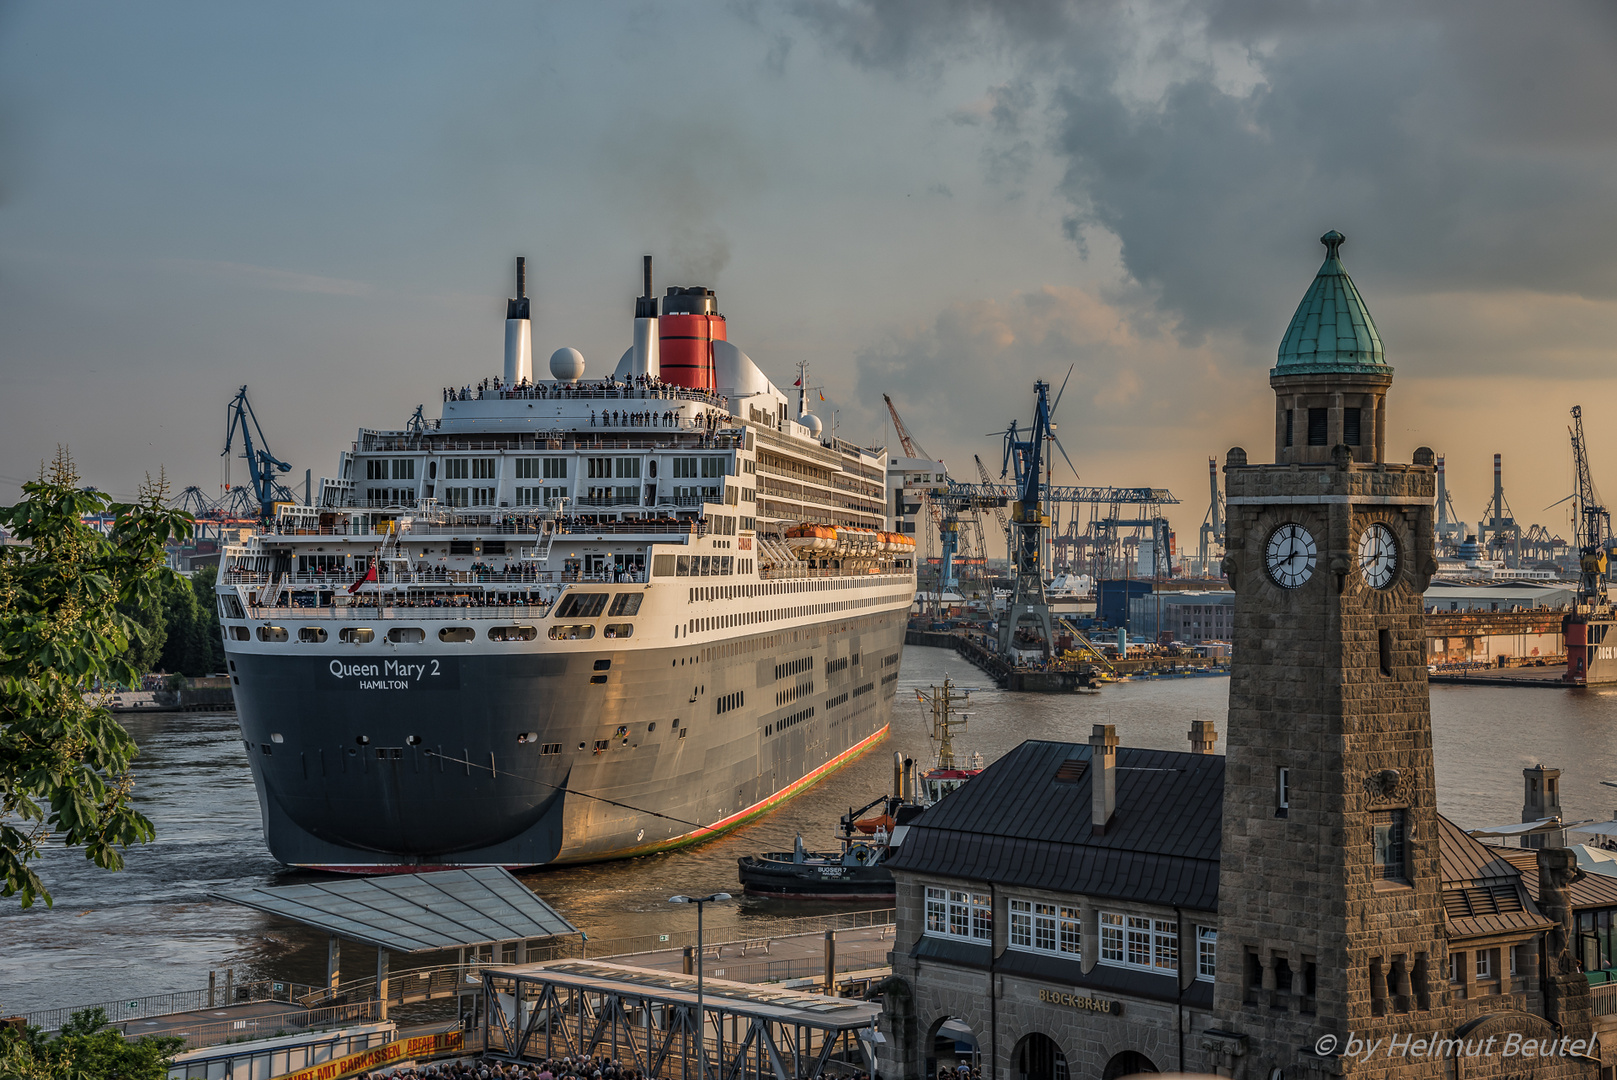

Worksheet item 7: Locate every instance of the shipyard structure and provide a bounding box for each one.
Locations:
[219,258,917,871]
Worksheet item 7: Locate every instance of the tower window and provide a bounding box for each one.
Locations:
[1307,408,1328,446]
[1276,767,1290,816]
[1372,809,1408,883]
[1379,629,1392,676]
[1344,408,1361,446]
[1285,409,1294,448]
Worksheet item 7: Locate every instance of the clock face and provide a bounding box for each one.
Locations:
[1265,524,1317,589]
[1358,522,1399,589]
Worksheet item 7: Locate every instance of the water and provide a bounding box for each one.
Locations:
[5,646,1617,1015]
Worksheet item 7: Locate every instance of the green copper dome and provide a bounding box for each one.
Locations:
[1272,230,1388,376]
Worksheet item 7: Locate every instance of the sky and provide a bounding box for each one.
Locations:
[3,0,1616,555]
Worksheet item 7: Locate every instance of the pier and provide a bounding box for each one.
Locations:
[905,627,1226,690]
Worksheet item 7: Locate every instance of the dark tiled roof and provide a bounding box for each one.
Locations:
[1437,815,1553,940]
[1497,846,1617,911]
[887,740,1223,910]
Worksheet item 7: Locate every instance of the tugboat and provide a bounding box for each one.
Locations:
[737,767,924,900]
[737,679,985,899]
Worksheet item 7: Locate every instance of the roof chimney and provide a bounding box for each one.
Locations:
[1188,719,1217,755]
[1090,724,1119,834]
[1523,764,1564,849]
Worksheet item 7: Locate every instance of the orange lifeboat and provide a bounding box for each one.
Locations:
[785,523,836,554]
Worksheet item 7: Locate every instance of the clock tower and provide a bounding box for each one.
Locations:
[1212,231,1448,1075]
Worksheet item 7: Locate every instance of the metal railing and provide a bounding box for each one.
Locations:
[131,1000,382,1051]
[578,908,896,960]
[1591,982,1617,1016]
[21,979,324,1033]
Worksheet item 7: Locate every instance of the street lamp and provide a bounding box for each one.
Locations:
[670,892,731,1080]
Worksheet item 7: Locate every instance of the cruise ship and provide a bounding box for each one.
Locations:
[219,258,916,870]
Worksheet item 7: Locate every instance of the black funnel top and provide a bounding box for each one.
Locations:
[663,286,716,316]
[507,256,530,320]
[635,254,658,318]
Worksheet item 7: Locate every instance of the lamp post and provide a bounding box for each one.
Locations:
[670,892,731,1080]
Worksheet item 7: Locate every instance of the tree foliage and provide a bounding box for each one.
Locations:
[0,1008,184,1080]
[0,450,192,909]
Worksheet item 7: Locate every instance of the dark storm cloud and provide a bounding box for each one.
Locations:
[793,0,1617,347]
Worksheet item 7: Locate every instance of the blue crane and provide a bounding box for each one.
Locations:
[222,385,294,521]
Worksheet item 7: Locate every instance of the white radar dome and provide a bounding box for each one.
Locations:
[799,413,823,438]
[549,347,585,383]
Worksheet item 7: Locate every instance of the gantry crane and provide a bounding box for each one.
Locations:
[1196,457,1225,578]
[1570,405,1611,606]
[222,386,295,522]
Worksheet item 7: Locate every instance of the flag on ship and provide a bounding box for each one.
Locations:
[349,562,378,594]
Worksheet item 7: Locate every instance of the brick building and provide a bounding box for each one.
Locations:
[876,232,1598,1080]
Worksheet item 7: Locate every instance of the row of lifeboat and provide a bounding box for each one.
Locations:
[784,524,916,558]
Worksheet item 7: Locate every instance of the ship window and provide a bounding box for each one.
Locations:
[541,743,561,755]
[406,735,421,745]
[438,626,475,643]
[516,732,539,743]
[680,728,688,739]
[229,625,250,640]
[556,593,608,618]
[270,733,284,743]
[339,627,374,644]
[257,625,289,643]
[654,555,676,577]
[484,541,507,556]
[590,675,608,684]
[298,626,327,643]
[222,595,246,620]
[488,625,538,641]
[593,659,612,671]
[548,624,596,640]
[608,593,643,617]
[604,623,633,639]
[449,540,475,555]
[676,556,690,576]
[647,723,656,733]
[387,627,425,644]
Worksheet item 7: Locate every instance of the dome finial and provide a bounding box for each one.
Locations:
[1321,230,1345,259]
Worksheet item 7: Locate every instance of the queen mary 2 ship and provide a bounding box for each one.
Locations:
[218,257,916,871]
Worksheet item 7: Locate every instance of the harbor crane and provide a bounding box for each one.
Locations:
[1435,456,1466,552]
[222,385,295,522]
[1196,457,1225,578]
[1570,405,1611,606]
[1478,453,1522,568]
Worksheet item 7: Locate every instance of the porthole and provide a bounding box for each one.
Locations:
[229,626,250,641]
[387,627,425,644]
[488,625,538,642]
[406,735,421,746]
[339,627,375,644]
[270,733,284,744]
[356,735,370,745]
[256,625,288,643]
[439,626,475,643]
[298,627,328,643]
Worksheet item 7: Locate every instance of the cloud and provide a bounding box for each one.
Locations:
[792,0,1617,344]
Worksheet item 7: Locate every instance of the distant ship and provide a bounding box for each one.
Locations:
[219,257,917,870]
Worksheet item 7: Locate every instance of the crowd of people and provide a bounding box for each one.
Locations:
[377,1058,877,1080]
[443,372,728,412]
[376,1055,646,1080]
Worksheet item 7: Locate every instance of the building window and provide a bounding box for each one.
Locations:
[1450,952,1465,983]
[1344,407,1361,446]
[1277,767,1290,816]
[1059,906,1080,958]
[1100,912,1124,963]
[925,887,990,942]
[1476,949,1493,980]
[1372,809,1408,883]
[1197,927,1217,981]
[1307,407,1328,446]
[1097,912,1177,974]
[1285,409,1294,448]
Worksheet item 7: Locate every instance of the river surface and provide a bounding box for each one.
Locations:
[5,646,1617,1015]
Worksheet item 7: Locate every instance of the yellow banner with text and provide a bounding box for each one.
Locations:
[268,1030,465,1080]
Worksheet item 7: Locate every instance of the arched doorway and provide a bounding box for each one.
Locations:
[926,1017,979,1080]
[1013,1032,1068,1080]
[1101,1050,1159,1080]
